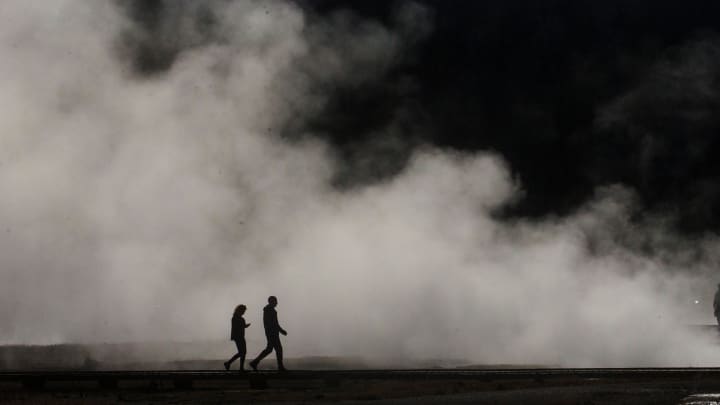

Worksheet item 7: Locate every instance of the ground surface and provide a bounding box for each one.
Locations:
[2,369,720,404]
[5,337,720,404]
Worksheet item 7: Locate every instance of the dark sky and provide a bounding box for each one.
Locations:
[121,0,720,234]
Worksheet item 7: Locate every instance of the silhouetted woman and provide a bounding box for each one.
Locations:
[224,304,251,371]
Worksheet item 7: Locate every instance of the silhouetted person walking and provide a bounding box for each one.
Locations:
[714,284,720,327]
[224,304,251,371]
[249,296,287,371]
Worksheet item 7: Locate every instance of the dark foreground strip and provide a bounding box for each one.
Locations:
[0,368,720,383]
[0,368,720,390]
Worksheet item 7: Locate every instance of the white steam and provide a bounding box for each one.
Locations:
[0,0,719,367]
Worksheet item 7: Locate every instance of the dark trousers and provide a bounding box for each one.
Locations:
[252,334,284,368]
[227,339,247,369]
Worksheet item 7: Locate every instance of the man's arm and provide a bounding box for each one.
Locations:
[275,312,287,335]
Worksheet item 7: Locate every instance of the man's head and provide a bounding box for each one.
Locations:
[268,296,278,307]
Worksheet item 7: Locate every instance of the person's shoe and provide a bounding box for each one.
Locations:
[278,366,288,372]
[223,361,230,371]
[249,360,258,371]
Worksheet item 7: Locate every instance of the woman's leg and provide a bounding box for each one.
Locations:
[225,340,242,369]
[238,339,247,370]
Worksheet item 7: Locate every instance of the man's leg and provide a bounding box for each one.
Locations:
[271,336,285,370]
[250,340,274,370]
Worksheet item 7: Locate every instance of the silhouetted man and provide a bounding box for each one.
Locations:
[714,284,720,327]
[249,296,287,371]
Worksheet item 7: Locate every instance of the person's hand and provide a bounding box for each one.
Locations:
[280,329,287,336]
[246,323,251,328]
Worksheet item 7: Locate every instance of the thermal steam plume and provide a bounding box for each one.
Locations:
[0,0,719,368]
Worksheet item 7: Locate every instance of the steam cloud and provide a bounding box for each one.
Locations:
[1,0,720,367]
